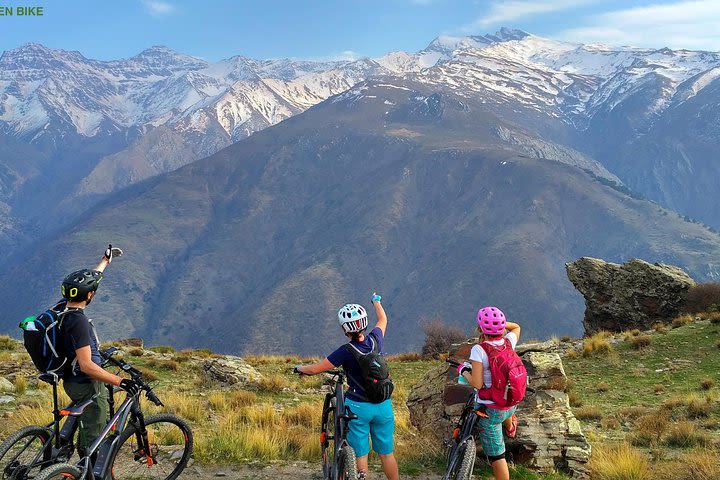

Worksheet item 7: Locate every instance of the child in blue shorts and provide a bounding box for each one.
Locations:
[295,293,399,480]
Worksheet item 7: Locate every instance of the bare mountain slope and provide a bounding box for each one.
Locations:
[2,82,719,354]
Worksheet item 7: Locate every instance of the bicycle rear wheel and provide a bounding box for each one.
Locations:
[320,396,335,480]
[0,426,51,480]
[108,413,193,480]
[33,463,82,480]
[336,446,357,480]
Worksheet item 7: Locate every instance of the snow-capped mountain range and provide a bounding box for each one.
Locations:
[2,27,718,141]
[1,27,720,240]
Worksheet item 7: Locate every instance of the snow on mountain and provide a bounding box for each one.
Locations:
[2,29,720,143]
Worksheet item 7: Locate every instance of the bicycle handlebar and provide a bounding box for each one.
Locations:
[446,358,462,368]
[100,348,164,407]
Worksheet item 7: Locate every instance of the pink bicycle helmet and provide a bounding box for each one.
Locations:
[477,306,506,336]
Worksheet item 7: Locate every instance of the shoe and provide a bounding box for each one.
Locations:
[505,413,517,438]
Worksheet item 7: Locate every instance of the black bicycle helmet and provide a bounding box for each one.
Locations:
[61,269,103,301]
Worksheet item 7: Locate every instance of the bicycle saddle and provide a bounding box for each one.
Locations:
[38,373,59,385]
[60,398,97,417]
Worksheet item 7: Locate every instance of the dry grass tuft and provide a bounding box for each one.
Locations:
[664,421,710,448]
[617,406,647,421]
[128,348,144,357]
[386,352,422,362]
[565,348,580,359]
[583,332,613,357]
[629,414,668,447]
[148,345,175,354]
[0,335,14,351]
[596,381,610,393]
[630,335,652,349]
[700,378,715,390]
[257,374,289,393]
[653,450,720,480]
[574,405,603,421]
[653,384,665,394]
[624,329,642,338]
[13,375,28,395]
[686,396,713,418]
[652,322,668,334]
[672,314,693,328]
[590,443,651,480]
[568,391,583,408]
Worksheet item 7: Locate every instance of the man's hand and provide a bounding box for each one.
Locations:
[119,378,141,396]
[103,244,123,263]
[371,292,382,303]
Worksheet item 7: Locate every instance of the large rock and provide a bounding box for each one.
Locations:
[566,257,695,333]
[0,376,15,393]
[407,342,590,478]
[202,356,263,387]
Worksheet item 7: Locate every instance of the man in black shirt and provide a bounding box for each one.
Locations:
[60,245,140,453]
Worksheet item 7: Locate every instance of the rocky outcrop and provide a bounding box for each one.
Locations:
[407,341,590,479]
[566,257,695,333]
[202,356,263,387]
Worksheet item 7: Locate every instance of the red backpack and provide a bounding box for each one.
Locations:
[477,338,527,409]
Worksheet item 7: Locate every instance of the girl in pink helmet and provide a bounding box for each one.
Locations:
[458,306,521,480]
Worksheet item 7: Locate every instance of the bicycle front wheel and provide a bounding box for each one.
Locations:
[109,413,193,480]
[0,425,52,480]
[33,463,82,480]
[456,438,476,480]
[336,446,357,480]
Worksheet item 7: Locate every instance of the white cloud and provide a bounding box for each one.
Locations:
[558,1,720,51]
[468,0,599,30]
[142,0,176,16]
[331,50,362,61]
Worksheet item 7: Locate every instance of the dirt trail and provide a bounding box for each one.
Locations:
[187,462,445,479]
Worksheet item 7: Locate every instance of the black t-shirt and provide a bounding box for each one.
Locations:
[60,309,101,383]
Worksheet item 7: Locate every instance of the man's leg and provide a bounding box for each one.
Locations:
[63,380,109,452]
[378,453,399,480]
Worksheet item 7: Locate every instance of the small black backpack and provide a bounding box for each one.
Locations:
[19,301,76,377]
[345,335,394,403]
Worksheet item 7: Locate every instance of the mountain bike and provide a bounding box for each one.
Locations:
[0,347,193,480]
[296,369,358,480]
[441,358,482,480]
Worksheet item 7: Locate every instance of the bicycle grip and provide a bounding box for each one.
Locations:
[146,390,164,407]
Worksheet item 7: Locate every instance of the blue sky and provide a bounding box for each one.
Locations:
[1,0,719,61]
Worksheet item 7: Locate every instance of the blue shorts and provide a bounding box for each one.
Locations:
[476,404,517,458]
[344,398,395,457]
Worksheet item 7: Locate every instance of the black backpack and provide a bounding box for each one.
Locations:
[19,301,77,377]
[345,335,394,403]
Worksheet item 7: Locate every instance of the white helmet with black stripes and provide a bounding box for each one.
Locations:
[337,304,368,333]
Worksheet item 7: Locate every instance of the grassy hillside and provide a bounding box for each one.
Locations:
[1,316,719,478]
[563,315,720,479]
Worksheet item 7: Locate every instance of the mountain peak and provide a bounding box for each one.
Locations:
[491,27,530,42]
[130,45,207,69]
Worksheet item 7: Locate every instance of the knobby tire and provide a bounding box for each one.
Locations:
[33,463,82,480]
[336,446,357,480]
[456,438,476,480]
[0,425,52,480]
[108,413,193,480]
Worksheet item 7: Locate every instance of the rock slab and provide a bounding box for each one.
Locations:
[202,356,263,387]
[566,257,695,333]
[407,343,590,478]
